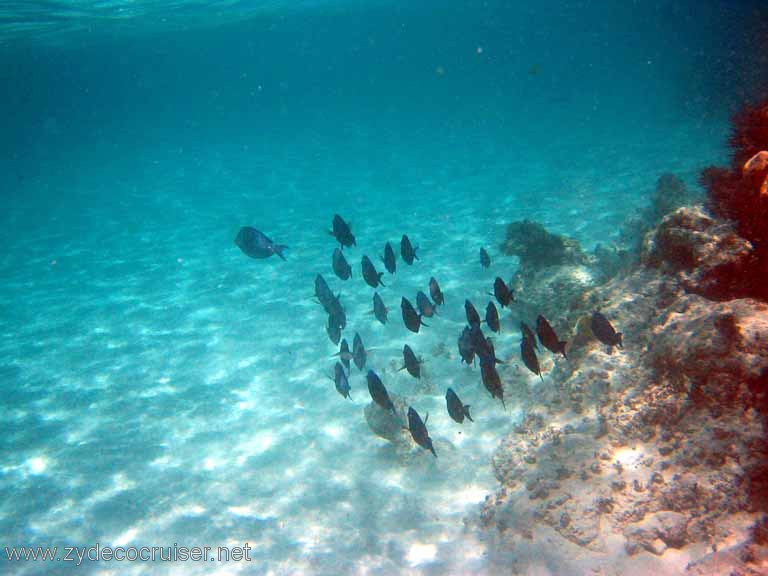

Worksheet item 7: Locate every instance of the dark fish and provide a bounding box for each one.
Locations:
[331,214,356,249]
[591,311,623,349]
[480,247,490,268]
[399,344,422,379]
[366,370,396,415]
[486,338,505,367]
[480,358,506,409]
[469,325,504,366]
[315,274,345,327]
[372,292,388,325]
[536,315,567,359]
[332,248,352,280]
[314,274,334,307]
[235,227,288,261]
[458,326,475,365]
[429,277,444,306]
[333,362,351,399]
[486,302,500,333]
[521,336,543,381]
[406,406,436,457]
[361,255,385,288]
[326,314,342,345]
[416,291,437,318]
[383,242,396,274]
[352,332,367,371]
[465,300,481,328]
[336,339,351,372]
[492,277,514,308]
[401,234,419,265]
[520,321,539,351]
[446,388,473,423]
[401,297,428,333]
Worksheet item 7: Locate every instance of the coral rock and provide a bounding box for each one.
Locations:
[624,511,689,556]
[642,206,754,300]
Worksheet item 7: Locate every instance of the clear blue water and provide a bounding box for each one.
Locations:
[1,1,766,574]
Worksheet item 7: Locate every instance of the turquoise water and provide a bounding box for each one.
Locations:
[1,2,766,574]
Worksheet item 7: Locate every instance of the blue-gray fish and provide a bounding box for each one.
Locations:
[367,370,396,415]
[361,255,385,288]
[235,227,287,261]
[465,300,481,328]
[458,326,475,365]
[406,407,436,457]
[446,388,473,423]
[326,314,342,345]
[372,292,388,325]
[486,302,500,333]
[333,362,351,399]
[352,332,368,371]
[480,247,490,268]
[401,297,428,333]
[331,214,356,249]
[399,344,422,379]
[401,234,419,265]
[332,248,352,280]
[383,242,396,274]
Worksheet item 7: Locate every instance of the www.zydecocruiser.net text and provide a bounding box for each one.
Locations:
[5,544,253,566]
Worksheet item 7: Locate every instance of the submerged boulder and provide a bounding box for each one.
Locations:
[642,206,755,300]
[364,392,409,446]
[501,220,589,272]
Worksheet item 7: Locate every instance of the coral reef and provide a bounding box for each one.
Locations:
[477,221,768,571]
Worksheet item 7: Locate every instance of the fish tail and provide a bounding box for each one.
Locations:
[273,245,288,260]
[464,405,473,422]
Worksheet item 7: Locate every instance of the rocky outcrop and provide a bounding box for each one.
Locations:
[642,206,755,300]
[478,240,768,570]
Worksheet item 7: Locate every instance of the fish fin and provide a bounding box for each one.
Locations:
[420,316,429,328]
[501,397,507,410]
[378,273,385,287]
[347,391,352,400]
[415,246,420,259]
[539,372,544,382]
[496,358,506,364]
[424,413,429,424]
[464,405,473,422]
[366,309,375,315]
[560,341,568,359]
[273,244,288,260]
[431,447,437,458]
[617,333,624,348]
[397,365,406,372]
